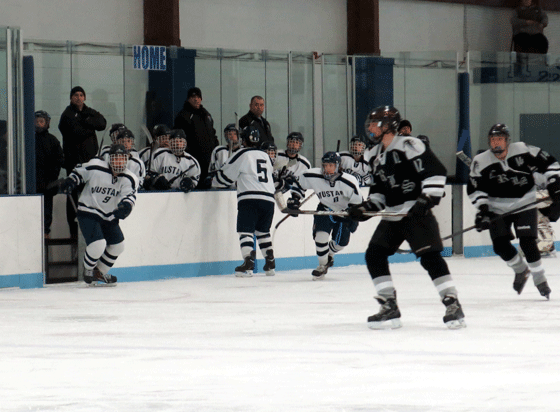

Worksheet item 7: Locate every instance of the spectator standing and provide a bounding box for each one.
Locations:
[173,87,219,190]
[239,96,274,144]
[35,111,64,238]
[58,86,107,238]
[511,0,548,54]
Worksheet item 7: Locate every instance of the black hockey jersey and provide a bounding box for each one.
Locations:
[368,136,447,220]
[467,142,560,214]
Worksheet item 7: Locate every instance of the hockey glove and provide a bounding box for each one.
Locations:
[153,174,171,191]
[286,196,301,217]
[547,177,560,202]
[347,200,380,222]
[475,204,494,232]
[180,176,196,193]
[59,177,77,195]
[540,201,560,222]
[407,194,435,218]
[142,171,158,191]
[113,201,132,220]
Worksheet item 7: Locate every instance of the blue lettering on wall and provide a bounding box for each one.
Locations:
[133,45,167,71]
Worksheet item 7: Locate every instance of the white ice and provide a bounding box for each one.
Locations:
[1,255,559,412]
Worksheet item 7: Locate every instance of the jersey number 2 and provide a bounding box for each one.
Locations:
[257,159,268,183]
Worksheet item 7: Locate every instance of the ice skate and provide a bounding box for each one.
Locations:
[513,268,530,294]
[311,256,333,280]
[442,295,466,329]
[326,255,334,269]
[89,268,117,286]
[84,269,94,284]
[263,250,275,276]
[235,251,255,277]
[536,281,551,300]
[367,296,402,329]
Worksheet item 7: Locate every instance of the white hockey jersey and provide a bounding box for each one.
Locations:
[339,151,373,186]
[151,149,201,190]
[274,151,311,176]
[213,147,276,203]
[69,158,138,222]
[294,168,363,211]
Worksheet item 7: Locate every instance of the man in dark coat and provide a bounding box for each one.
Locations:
[58,86,106,238]
[173,87,219,189]
[239,95,274,144]
[35,110,64,238]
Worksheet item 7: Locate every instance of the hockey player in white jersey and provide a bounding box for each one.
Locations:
[145,129,201,192]
[101,129,146,187]
[468,123,560,299]
[58,144,138,285]
[283,151,363,280]
[339,135,372,186]
[208,123,241,188]
[261,141,278,165]
[139,123,171,169]
[212,125,276,277]
[274,132,311,199]
[348,105,465,329]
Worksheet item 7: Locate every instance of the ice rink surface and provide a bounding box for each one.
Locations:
[1,255,559,412]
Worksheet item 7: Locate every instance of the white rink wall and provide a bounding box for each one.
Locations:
[1,186,558,289]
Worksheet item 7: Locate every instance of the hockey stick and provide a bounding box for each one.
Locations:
[456,150,472,167]
[168,163,197,185]
[274,192,315,230]
[281,209,406,218]
[141,125,157,173]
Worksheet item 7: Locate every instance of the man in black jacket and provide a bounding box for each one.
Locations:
[35,110,64,238]
[173,87,219,189]
[239,96,274,144]
[58,86,107,238]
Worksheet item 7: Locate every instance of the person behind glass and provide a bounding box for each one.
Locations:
[207,123,242,188]
[35,110,64,238]
[173,87,218,190]
[397,119,430,147]
[58,86,107,239]
[348,105,466,330]
[511,0,548,54]
[468,124,559,300]
[239,96,274,144]
[339,135,372,186]
[145,129,201,193]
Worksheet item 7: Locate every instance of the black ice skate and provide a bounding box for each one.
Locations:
[263,250,275,276]
[84,269,94,284]
[87,268,117,287]
[442,295,466,329]
[536,281,551,300]
[311,256,333,281]
[513,268,530,295]
[235,251,255,277]
[367,296,402,329]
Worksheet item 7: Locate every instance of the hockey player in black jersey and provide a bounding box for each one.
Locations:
[468,124,560,299]
[212,126,277,277]
[348,105,465,329]
[59,144,138,285]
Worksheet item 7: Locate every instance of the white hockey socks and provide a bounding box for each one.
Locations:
[83,239,106,271]
[96,241,125,275]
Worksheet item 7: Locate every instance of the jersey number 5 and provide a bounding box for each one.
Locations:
[257,159,268,183]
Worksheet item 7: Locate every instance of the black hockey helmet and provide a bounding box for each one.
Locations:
[286,132,304,155]
[240,126,261,148]
[350,135,368,157]
[260,141,278,165]
[35,110,51,120]
[488,123,510,155]
[108,144,130,174]
[116,128,135,151]
[153,124,171,137]
[398,119,412,136]
[224,123,240,149]
[35,110,51,132]
[169,129,187,155]
[365,105,401,143]
[321,151,341,181]
[109,123,126,143]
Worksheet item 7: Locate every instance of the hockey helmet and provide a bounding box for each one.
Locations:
[169,129,187,156]
[488,123,510,155]
[116,128,135,151]
[349,135,368,158]
[261,141,278,165]
[109,144,129,174]
[364,106,401,143]
[398,119,412,136]
[35,110,51,132]
[153,124,171,147]
[240,126,261,148]
[286,132,304,156]
[224,123,240,149]
[110,123,126,143]
[321,151,341,181]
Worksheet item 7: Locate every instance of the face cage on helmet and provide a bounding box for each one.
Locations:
[322,162,339,180]
[110,154,128,174]
[225,131,240,149]
[286,138,303,156]
[350,141,366,157]
[117,137,135,151]
[266,149,277,165]
[170,138,187,156]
